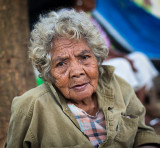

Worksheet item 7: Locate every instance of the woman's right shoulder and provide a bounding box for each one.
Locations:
[11,83,50,117]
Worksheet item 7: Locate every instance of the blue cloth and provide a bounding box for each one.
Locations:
[93,0,160,59]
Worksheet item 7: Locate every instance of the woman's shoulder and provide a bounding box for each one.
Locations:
[11,83,50,117]
[19,83,50,99]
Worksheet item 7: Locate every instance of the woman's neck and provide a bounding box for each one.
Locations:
[69,94,99,116]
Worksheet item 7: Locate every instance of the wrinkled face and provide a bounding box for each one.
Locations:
[50,38,98,101]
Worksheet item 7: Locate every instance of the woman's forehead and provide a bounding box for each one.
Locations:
[54,38,78,49]
[51,38,90,54]
[53,38,87,46]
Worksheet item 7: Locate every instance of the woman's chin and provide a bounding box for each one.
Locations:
[69,89,94,101]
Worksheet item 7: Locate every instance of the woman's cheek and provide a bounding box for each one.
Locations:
[55,77,67,87]
[55,78,70,99]
[54,73,69,91]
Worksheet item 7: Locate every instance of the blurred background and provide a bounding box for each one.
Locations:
[0,0,160,146]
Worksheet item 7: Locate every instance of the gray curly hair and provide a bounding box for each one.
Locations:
[29,9,108,83]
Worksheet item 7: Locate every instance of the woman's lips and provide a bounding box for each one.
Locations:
[71,83,89,91]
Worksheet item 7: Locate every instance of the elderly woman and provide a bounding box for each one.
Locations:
[4,9,160,148]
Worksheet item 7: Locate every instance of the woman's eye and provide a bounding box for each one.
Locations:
[82,55,90,60]
[57,62,64,67]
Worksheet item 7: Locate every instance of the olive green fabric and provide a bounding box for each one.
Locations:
[4,65,160,148]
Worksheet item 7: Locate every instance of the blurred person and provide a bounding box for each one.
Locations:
[133,0,160,18]
[4,9,160,148]
[73,0,159,104]
[150,0,160,18]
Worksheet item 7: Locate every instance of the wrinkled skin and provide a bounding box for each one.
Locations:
[50,38,98,104]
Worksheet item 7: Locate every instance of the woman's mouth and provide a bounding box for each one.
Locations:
[71,83,89,91]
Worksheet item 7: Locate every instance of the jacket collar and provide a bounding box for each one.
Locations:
[97,65,115,109]
[101,65,115,82]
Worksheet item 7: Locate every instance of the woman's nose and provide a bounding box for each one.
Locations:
[69,62,85,78]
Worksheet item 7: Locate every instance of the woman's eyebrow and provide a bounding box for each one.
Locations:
[54,56,68,63]
[77,49,91,56]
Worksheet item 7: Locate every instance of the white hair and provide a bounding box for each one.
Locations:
[29,9,109,83]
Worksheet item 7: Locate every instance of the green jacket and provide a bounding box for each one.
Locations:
[4,66,160,148]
